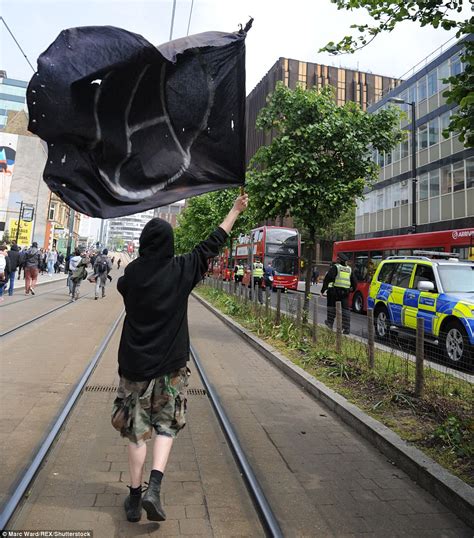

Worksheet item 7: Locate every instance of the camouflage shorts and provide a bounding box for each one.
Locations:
[111,367,190,444]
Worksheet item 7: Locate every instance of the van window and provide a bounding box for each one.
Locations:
[377,263,397,284]
[392,263,415,288]
[412,264,437,292]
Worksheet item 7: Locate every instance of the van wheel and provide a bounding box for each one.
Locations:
[442,320,471,366]
[374,305,390,339]
[352,292,364,314]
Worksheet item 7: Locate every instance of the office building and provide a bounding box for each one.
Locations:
[0,72,28,130]
[246,58,401,164]
[356,37,474,238]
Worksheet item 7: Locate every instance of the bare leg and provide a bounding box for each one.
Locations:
[128,442,147,488]
[152,434,174,472]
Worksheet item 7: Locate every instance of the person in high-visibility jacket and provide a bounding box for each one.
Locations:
[234,263,244,284]
[252,258,264,304]
[321,253,357,334]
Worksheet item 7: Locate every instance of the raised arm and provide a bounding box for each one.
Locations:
[219,194,248,235]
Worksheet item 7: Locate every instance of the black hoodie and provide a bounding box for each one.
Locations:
[117,219,228,381]
[7,244,21,271]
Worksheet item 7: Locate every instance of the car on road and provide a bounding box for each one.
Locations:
[368,252,474,367]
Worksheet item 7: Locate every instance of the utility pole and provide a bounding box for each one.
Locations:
[66,207,75,257]
[15,201,24,244]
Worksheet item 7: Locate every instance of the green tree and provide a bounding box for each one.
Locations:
[174,188,254,259]
[246,83,403,315]
[320,0,473,147]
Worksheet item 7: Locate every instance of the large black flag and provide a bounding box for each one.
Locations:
[27,24,250,218]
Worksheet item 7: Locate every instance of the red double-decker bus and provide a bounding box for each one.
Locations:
[232,226,301,291]
[333,227,474,313]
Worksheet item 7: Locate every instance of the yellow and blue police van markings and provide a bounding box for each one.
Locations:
[369,284,474,344]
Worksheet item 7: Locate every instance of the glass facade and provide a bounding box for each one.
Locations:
[356,38,473,237]
[0,76,28,128]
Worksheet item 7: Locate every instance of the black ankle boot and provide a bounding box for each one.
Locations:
[124,486,142,522]
[142,475,166,521]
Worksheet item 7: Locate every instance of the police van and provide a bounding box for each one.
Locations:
[368,252,474,366]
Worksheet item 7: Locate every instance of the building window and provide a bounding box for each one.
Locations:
[376,192,383,211]
[378,151,385,167]
[48,203,56,221]
[429,170,440,197]
[452,161,465,192]
[408,84,417,104]
[417,77,427,102]
[385,150,392,165]
[283,58,289,87]
[392,142,401,162]
[298,61,307,88]
[439,110,451,136]
[440,165,452,194]
[401,136,409,158]
[427,70,438,97]
[337,69,346,105]
[467,158,474,189]
[438,60,450,90]
[428,118,439,146]
[418,123,428,149]
[419,173,429,200]
[450,53,462,77]
[374,75,383,101]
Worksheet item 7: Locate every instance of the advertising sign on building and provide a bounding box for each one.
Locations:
[9,218,32,247]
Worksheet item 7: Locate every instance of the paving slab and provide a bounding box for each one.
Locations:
[188,295,472,537]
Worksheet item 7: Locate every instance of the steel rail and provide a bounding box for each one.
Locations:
[0,292,93,338]
[190,344,283,538]
[0,308,125,529]
[0,284,69,308]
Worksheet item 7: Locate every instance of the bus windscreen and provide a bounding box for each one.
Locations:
[265,228,298,275]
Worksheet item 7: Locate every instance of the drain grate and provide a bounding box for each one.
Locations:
[86,385,117,392]
[188,388,207,396]
[84,386,207,396]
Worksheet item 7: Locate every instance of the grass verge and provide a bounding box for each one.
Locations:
[196,284,474,486]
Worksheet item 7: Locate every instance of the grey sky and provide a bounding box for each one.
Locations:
[1,0,470,93]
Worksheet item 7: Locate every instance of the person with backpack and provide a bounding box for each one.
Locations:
[70,250,90,301]
[92,248,113,299]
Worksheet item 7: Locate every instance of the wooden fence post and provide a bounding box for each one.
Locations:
[296,294,302,327]
[415,317,424,398]
[367,309,375,369]
[312,296,318,343]
[265,287,270,317]
[335,301,342,353]
[276,288,281,325]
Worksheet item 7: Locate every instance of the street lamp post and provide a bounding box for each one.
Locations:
[389,97,417,233]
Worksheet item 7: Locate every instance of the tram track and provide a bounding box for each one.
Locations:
[0,283,67,308]
[2,316,283,536]
[0,291,94,338]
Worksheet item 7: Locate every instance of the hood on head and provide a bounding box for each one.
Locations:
[10,244,20,251]
[139,218,174,258]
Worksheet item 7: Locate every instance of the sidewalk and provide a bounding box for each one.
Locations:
[297,280,323,294]
[4,271,67,294]
[188,296,470,537]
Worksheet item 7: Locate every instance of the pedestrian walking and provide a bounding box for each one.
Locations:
[5,242,21,296]
[252,257,264,303]
[264,261,275,290]
[46,247,58,277]
[91,249,112,299]
[321,253,357,334]
[0,244,11,301]
[111,256,115,265]
[311,266,320,285]
[17,247,27,280]
[24,242,42,295]
[111,193,248,523]
[117,258,122,270]
[70,250,89,301]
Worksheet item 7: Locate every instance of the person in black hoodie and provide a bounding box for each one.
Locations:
[112,193,248,524]
[5,242,21,296]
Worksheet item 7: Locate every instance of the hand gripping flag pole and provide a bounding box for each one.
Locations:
[27,20,253,219]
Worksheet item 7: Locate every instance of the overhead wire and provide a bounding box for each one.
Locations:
[186,0,195,36]
[0,16,35,73]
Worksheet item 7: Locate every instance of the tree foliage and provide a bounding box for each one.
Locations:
[320,0,473,147]
[174,188,254,255]
[246,83,403,311]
